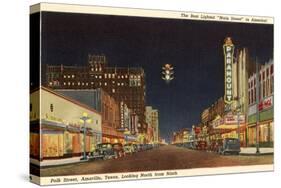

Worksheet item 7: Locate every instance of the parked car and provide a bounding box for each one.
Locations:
[218,138,240,155]
[196,140,207,150]
[124,143,136,154]
[93,143,116,160]
[112,143,125,158]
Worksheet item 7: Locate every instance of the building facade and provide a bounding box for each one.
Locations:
[44,54,146,133]
[30,87,102,161]
[54,89,125,144]
[145,106,159,143]
[247,60,274,147]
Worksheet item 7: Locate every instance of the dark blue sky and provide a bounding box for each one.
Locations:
[41,12,273,141]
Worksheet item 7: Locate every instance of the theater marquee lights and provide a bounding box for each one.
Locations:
[223,37,234,104]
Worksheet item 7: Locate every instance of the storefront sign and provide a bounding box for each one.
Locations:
[259,96,273,111]
[248,104,257,116]
[224,115,245,124]
[223,37,234,104]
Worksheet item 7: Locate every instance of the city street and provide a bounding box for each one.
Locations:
[37,145,273,177]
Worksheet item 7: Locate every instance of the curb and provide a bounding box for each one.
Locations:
[239,152,274,156]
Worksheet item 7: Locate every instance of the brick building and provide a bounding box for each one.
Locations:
[44,54,146,133]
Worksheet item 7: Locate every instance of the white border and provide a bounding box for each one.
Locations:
[30,3,273,25]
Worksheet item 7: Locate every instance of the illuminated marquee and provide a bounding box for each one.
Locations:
[223,37,234,104]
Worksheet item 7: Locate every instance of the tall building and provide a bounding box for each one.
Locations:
[145,106,159,143]
[44,54,146,133]
[247,60,273,147]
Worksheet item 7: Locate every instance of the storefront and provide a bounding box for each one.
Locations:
[30,87,102,161]
[247,96,274,147]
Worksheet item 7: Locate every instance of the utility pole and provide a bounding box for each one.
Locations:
[255,59,260,154]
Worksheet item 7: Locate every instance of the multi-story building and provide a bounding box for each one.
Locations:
[247,60,273,147]
[201,108,210,126]
[145,106,159,143]
[30,87,102,161]
[44,54,146,133]
[54,88,125,144]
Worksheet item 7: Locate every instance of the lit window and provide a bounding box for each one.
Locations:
[109,74,111,78]
[105,82,107,86]
[99,75,102,79]
[82,82,84,86]
[95,75,98,79]
[49,82,53,86]
[72,82,75,85]
[112,81,115,84]
[63,82,66,85]
[72,75,75,78]
[104,74,107,78]
[118,75,120,79]
[121,75,124,79]
[112,74,115,78]
[91,82,94,85]
[121,83,124,86]
[78,82,80,86]
[91,68,94,71]
[86,83,88,86]
[68,75,70,78]
[68,82,71,85]
[99,82,101,86]
[63,75,66,78]
[117,83,120,86]
[125,75,128,78]
[112,89,115,93]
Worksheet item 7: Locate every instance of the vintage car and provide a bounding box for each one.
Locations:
[124,143,136,154]
[112,143,125,158]
[195,140,207,150]
[92,143,116,160]
[218,138,240,155]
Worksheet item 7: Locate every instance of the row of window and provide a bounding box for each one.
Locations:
[248,75,273,105]
[62,73,142,80]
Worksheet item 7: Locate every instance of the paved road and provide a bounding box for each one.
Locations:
[38,145,273,177]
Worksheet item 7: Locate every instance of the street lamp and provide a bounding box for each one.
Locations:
[80,112,91,161]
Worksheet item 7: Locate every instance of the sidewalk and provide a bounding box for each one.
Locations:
[30,157,88,168]
[240,147,274,156]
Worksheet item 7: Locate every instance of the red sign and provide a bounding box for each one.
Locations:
[259,96,273,111]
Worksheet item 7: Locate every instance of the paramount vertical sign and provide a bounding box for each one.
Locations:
[223,37,234,104]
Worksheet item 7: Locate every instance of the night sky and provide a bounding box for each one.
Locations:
[41,12,273,142]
